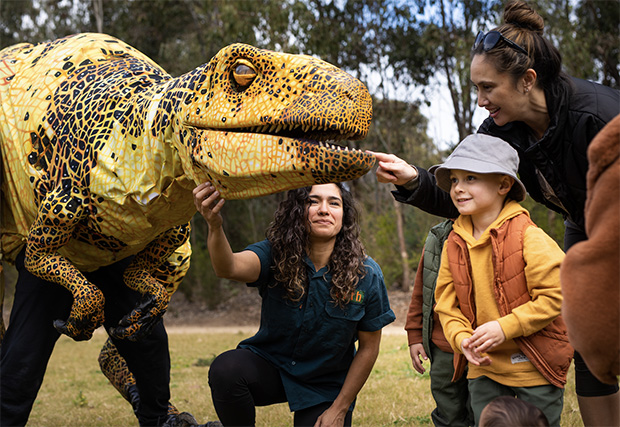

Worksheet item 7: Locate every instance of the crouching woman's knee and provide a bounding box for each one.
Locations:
[208,349,250,396]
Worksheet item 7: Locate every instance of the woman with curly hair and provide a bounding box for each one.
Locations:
[193,181,395,427]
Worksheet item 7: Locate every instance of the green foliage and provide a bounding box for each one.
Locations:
[574,0,619,88]
[182,240,222,309]
[363,209,402,288]
[531,0,619,89]
[521,197,565,248]
[0,0,38,46]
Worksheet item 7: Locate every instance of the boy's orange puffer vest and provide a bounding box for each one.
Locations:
[446,213,573,388]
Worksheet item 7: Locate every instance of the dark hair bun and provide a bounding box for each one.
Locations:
[504,0,544,35]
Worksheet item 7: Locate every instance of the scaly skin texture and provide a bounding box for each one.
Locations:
[0,33,374,343]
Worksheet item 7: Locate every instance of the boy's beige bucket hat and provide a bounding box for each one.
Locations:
[429,133,527,202]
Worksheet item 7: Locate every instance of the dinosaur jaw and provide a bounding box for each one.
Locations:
[186,128,376,199]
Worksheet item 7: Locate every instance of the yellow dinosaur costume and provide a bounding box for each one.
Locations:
[0,33,374,422]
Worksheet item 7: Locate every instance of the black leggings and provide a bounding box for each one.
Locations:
[208,348,353,426]
[565,221,619,397]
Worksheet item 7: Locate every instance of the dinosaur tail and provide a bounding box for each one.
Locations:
[98,338,137,402]
[98,338,181,416]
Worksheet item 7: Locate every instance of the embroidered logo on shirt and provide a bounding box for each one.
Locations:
[511,352,530,364]
[350,290,365,304]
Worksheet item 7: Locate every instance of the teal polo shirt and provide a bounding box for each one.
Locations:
[238,239,395,412]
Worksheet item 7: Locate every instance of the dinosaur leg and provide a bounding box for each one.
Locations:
[86,254,188,426]
[110,224,191,342]
[98,239,194,422]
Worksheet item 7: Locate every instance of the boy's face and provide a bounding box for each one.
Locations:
[448,169,513,217]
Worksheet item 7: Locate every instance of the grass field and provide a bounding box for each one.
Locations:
[26,327,584,426]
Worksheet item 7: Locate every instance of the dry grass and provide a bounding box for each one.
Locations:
[26,328,583,426]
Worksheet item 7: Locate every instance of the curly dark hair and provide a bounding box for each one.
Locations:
[265,183,366,307]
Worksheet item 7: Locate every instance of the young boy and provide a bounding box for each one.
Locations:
[406,219,474,427]
[431,134,573,427]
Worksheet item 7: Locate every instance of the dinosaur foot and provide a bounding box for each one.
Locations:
[163,411,222,427]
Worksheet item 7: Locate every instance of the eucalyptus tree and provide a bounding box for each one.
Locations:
[387,0,501,142]
[574,0,619,88]
[533,0,619,89]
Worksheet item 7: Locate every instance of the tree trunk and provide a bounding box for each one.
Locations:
[92,0,103,33]
[393,199,411,290]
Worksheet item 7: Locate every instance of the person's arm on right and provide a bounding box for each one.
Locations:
[193,182,261,283]
[369,151,459,219]
[370,151,419,185]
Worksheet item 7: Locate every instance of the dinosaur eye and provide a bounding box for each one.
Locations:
[232,60,257,88]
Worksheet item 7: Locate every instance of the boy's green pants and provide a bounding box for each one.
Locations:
[468,375,564,426]
[429,343,474,427]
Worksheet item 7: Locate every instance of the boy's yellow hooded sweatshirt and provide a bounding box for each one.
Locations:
[435,200,565,387]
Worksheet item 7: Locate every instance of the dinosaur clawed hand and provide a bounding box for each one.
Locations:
[109,283,170,342]
[54,282,106,341]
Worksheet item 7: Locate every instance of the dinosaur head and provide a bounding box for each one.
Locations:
[175,43,375,199]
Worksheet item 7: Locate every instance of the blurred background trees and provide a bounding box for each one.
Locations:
[1,0,617,303]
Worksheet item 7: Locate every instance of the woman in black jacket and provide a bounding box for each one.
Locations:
[372,1,620,425]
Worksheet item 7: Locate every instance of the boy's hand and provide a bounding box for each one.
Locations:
[469,320,506,353]
[409,343,428,374]
[461,337,492,366]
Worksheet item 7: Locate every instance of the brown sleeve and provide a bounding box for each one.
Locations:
[405,252,425,346]
[561,115,620,384]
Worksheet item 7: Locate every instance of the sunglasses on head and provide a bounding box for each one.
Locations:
[474,31,528,56]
